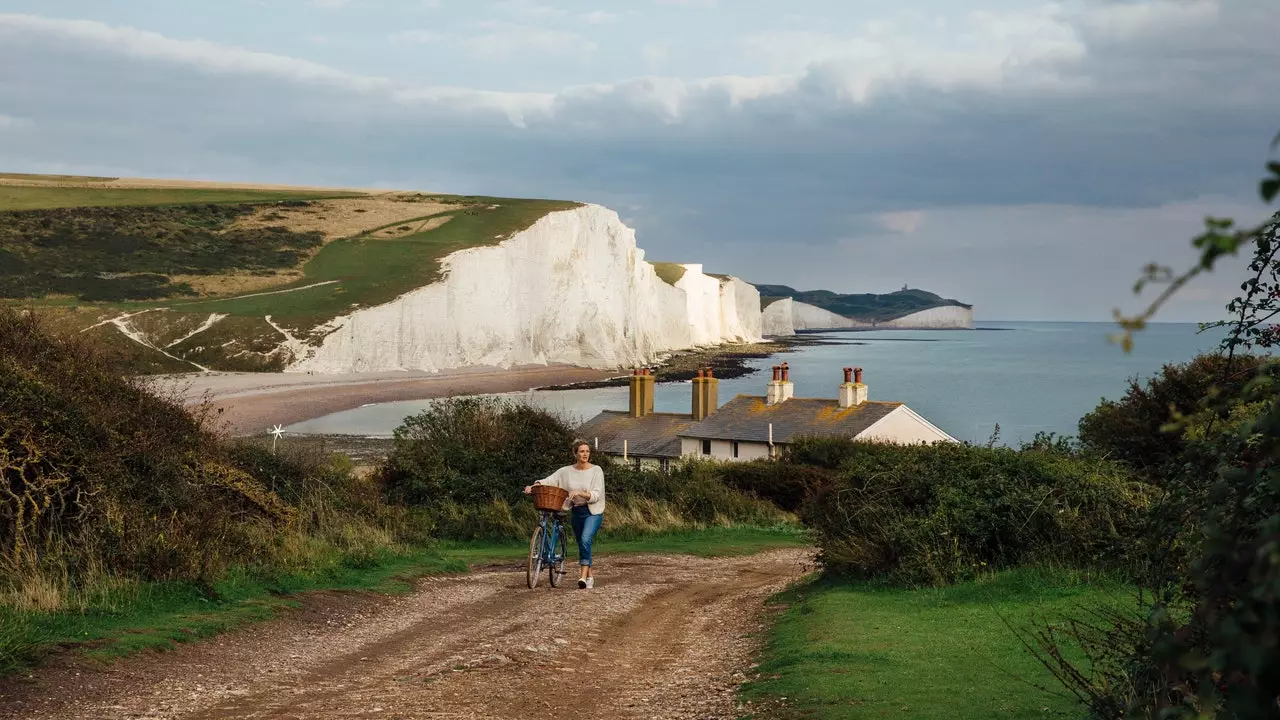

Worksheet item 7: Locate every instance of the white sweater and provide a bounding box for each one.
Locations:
[537,464,606,515]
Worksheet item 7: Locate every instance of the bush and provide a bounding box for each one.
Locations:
[376,396,578,507]
[790,438,1154,586]
[1077,352,1266,479]
[0,307,424,610]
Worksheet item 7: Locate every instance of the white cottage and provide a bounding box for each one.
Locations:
[575,363,957,470]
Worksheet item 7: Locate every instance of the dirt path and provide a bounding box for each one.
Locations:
[0,548,813,719]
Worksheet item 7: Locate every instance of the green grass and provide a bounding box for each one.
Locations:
[0,185,361,211]
[0,524,805,676]
[651,262,688,286]
[741,567,1131,719]
[173,198,581,325]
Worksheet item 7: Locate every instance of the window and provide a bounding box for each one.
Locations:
[660,458,670,473]
[632,457,641,471]
[701,439,711,455]
[732,441,739,458]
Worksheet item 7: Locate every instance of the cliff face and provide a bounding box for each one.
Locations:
[287,205,763,373]
[874,305,973,329]
[790,301,871,331]
[761,298,795,336]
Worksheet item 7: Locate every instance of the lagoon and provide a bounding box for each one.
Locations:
[283,321,1227,446]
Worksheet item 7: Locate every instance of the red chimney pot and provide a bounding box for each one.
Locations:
[781,362,790,382]
[771,365,781,381]
[705,366,714,378]
[843,367,852,383]
[854,367,863,384]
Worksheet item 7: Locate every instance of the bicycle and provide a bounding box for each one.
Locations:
[527,485,569,589]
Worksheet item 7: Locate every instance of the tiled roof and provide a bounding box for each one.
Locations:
[679,395,902,443]
[574,411,696,458]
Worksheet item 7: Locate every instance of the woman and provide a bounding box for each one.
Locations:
[524,439,605,589]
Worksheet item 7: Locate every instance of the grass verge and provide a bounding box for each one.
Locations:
[740,567,1130,720]
[0,524,807,677]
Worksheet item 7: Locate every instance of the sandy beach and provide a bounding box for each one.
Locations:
[145,364,618,437]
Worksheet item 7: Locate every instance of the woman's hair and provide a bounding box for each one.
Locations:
[571,438,590,455]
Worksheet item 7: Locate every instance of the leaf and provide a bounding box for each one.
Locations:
[1263,178,1280,204]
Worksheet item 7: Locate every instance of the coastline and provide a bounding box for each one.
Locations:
[149,335,854,437]
[149,364,617,437]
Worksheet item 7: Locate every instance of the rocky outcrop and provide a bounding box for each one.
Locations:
[286,205,764,373]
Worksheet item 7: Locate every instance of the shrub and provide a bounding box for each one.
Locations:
[0,307,422,609]
[1077,352,1266,479]
[793,438,1154,586]
[376,396,578,507]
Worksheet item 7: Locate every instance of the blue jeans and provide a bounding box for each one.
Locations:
[570,506,602,567]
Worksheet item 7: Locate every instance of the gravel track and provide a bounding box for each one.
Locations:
[0,548,813,719]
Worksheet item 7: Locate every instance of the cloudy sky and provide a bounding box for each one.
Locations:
[2,1,1278,321]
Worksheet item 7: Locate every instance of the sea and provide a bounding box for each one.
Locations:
[282,321,1231,447]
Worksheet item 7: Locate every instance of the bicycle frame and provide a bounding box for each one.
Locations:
[527,508,568,589]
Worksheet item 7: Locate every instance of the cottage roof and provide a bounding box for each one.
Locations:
[679,394,902,443]
[575,410,696,459]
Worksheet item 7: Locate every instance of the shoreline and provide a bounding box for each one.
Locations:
[151,335,855,437]
[151,364,617,437]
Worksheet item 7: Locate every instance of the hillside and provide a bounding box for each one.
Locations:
[754,284,972,324]
[1,174,764,373]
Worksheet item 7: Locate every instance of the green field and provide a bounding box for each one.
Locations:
[172,197,581,324]
[0,525,803,675]
[1,180,584,371]
[741,569,1127,719]
[0,184,360,211]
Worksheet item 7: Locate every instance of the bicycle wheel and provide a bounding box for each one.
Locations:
[527,521,545,589]
[548,520,568,587]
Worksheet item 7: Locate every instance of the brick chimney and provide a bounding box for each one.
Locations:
[766,364,783,405]
[691,369,707,420]
[629,368,655,418]
[838,366,868,408]
[779,362,794,402]
[701,366,718,419]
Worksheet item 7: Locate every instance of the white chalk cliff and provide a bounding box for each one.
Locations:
[760,298,795,336]
[874,305,973,329]
[790,301,871,331]
[286,205,764,373]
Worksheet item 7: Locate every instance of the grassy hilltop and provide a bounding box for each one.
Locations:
[0,174,579,373]
[755,283,972,323]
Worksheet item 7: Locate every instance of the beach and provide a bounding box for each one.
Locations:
[145,364,617,437]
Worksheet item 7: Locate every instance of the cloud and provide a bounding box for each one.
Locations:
[1,4,1278,320]
[0,13,391,93]
[0,114,30,130]
[582,11,618,25]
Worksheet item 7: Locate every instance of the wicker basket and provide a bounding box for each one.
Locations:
[531,484,569,512]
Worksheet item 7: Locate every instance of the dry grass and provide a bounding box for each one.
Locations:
[232,195,458,242]
[168,271,305,297]
[367,213,453,239]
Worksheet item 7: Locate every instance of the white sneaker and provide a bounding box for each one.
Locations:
[577,578,587,589]
[585,577,594,589]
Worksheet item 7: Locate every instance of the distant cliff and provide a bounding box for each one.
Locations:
[290,205,765,372]
[755,285,972,329]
